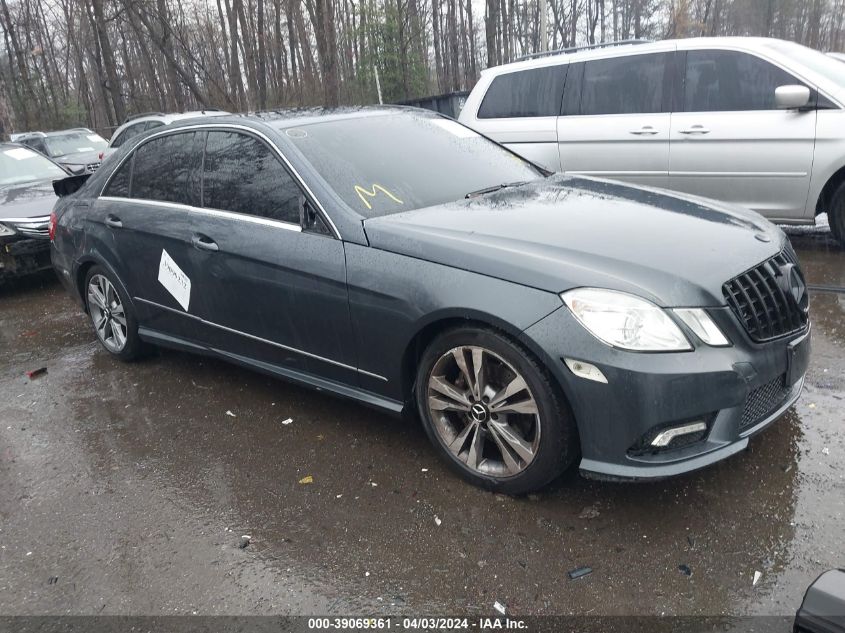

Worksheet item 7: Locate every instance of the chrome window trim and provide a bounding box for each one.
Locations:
[99,196,303,232]
[134,296,388,382]
[99,122,341,240]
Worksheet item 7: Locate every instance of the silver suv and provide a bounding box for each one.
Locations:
[459,37,845,246]
[106,109,229,156]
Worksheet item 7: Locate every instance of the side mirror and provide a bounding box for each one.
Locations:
[775,84,811,110]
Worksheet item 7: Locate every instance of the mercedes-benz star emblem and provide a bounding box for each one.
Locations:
[470,403,489,423]
[776,262,809,313]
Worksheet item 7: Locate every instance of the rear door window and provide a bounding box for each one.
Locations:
[130,131,204,206]
[202,131,301,225]
[684,50,804,111]
[477,65,567,118]
[580,52,670,115]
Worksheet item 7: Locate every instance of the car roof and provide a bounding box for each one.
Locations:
[121,110,229,125]
[481,36,795,75]
[158,106,438,133]
[18,128,97,138]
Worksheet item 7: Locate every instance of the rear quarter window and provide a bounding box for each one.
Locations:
[477,66,567,119]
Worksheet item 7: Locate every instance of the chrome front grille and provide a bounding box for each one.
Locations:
[740,374,792,430]
[7,216,50,239]
[86,162,101,173]
[723,250,809,343]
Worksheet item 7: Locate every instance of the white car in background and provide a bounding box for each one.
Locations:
[105,109,230,156]
[459,37,845,246]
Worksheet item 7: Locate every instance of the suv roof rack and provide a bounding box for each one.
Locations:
[123,111,165,123]
[515,38,652,62]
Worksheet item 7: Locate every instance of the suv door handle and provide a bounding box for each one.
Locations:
[191,234,219,252]
[678,125,710,135]
[629,126,659,135]
[105,215,122,229]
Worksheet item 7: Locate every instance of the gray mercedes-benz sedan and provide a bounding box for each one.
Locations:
[50,107,811,493]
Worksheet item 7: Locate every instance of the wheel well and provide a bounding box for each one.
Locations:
[400,317,471,403]
[399,316,565,408]
[816,165,845,216]
[76,261,95,311]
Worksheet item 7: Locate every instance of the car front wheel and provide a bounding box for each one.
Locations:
[84,265,144,360]
[415,326,578,494]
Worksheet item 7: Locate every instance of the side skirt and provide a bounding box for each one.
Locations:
[138,327,405,416]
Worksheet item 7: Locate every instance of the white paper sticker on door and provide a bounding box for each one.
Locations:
[158,249,191,311]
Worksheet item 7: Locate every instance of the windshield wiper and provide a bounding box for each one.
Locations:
[465,181,529,199]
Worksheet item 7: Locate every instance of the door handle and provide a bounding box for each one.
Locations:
[629,126,659,135]
[191,234,219,252]
[678,125,710,135]
[104,215,122,229]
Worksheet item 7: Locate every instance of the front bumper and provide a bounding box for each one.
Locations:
[522,304,811,481]
[0,236,52,279]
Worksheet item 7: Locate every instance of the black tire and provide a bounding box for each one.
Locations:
[84,265,145,361]
[414,326,578,494]
[830,182,845,247]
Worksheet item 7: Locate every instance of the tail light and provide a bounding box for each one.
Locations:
[49,211,57,241]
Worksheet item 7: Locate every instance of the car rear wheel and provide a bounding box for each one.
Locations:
[830,182,845,247]
[84,266,143,360]
[415,326,578,494]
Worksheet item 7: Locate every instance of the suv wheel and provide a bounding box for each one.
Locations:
[830,182,845,247]
[84,266,144,360]
[415,326,578,494]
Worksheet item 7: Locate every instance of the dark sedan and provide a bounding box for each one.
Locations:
[1,143,67,280]
[50,108,811,493]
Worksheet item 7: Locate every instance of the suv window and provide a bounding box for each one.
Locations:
[202,131,301,224]
[477,66,566,118]
[580,52,669,115]
[130,131,204,206]
[684,50,804,112]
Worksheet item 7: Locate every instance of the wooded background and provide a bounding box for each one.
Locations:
[1,0,845,138]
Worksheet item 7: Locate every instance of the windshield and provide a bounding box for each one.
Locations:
[0,145,67,186]
[764,40,845,88]
[284,113,545,217]
[44,132,108,158]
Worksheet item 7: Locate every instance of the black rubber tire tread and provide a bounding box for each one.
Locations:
[84,265,146,361]
[414,325,578,495]
[829,181,845,247]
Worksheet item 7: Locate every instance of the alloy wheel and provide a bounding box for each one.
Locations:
[87,274,128,353]
[426,345,541,477]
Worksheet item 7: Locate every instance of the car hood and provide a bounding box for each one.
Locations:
[0,179,59,220]
[54,150,102,166]
[362,176,786,307]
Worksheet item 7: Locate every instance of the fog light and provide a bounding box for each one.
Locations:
[564,358,607,384]
[651,421,708,447]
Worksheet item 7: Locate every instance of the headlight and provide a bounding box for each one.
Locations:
[0,223,15,237]
[63,163,85,173]
[673,308,730,346]
[561,288,691,351]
